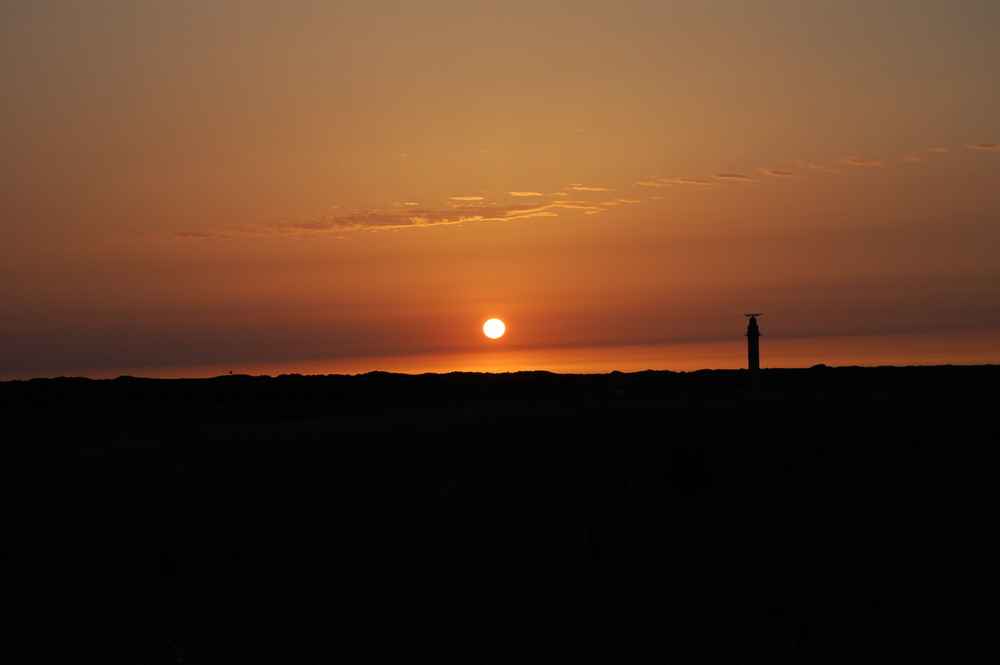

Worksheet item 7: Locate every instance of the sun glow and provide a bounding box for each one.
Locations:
[483,318,506,339]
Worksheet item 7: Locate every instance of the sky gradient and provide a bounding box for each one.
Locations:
[3,0,999,379]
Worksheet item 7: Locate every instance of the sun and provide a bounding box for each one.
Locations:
[482,318,505,339]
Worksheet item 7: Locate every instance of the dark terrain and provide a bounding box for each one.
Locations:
[2,366,998,663]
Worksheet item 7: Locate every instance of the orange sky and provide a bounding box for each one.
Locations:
[2,1,999,379]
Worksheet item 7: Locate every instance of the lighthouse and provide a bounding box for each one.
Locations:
[744,313,761,394]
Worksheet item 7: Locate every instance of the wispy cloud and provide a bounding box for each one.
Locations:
[840,156,883,166]
[125,141,994,245]
[794,160,843,173]
[292,202,601,232]
[635,176,717,187]
[755,168,803,177]
[566,183,611,191]
[670,177,716,185]
[128,201,606,242]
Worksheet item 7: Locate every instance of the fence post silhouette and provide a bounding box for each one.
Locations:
[745,313,762,395]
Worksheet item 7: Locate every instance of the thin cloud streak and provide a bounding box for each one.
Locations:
[124,142,985,245]
[668,177,716,185]
[125,201,605,242]
[795,161,843,173]
[755,168,803,177]
[840,157,883,166]
[635,177,718,187]
[566,184,611,191]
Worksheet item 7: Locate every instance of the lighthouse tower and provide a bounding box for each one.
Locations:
[744,314,762,394]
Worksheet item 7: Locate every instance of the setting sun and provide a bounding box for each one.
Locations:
[483,319,506,339]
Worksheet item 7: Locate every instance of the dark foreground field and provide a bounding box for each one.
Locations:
[2,366,998,663]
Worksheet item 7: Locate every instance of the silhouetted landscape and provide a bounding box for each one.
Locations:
[3,365,998,663]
